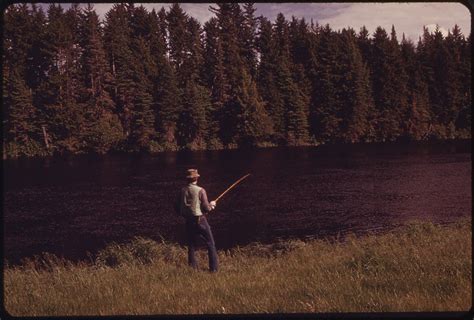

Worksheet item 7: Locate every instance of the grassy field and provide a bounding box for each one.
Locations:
[4,219,471,316]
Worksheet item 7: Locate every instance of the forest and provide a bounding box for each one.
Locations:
[2,3,471,158]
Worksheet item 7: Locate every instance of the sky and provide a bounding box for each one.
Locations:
[39,3,471,42]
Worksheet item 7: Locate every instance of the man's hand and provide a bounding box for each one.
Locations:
[210,200,217,210]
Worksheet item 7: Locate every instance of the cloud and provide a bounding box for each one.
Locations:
[256,3,352,22]
[181,3,215,23]
[313,3,470,41]
[425,24,450,37]
[35,2,470,41]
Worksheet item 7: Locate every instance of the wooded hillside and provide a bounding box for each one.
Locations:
[3,3,471,158]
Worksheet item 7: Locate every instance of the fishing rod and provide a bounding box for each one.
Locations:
[213,173,251,203]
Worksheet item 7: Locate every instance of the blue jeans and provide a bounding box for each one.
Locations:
[185,216,218,272]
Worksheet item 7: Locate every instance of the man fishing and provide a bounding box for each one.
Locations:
[175,169,219,272]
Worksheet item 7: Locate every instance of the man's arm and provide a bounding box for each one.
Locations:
[199,188,215,213]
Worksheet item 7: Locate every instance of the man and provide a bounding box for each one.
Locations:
[175,169,218,272]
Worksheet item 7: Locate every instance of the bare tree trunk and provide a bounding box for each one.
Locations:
[42,125,50,150]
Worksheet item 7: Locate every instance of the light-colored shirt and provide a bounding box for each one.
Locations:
[177,183,213,217]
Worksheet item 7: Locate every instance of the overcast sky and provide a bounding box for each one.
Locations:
[41,3,471,42]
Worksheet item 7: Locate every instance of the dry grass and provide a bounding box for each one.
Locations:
[4,219,471,316]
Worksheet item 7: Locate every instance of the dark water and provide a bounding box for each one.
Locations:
[3,141,472,264]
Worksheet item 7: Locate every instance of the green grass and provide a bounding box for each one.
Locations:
[4,219,471,316]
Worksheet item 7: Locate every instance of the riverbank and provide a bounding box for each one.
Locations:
[4,137,471,160]
[4,219,471,316]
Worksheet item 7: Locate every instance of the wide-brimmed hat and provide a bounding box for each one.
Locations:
[186,168,200,179]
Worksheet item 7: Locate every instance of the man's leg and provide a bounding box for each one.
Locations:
[198,217,219,272]
[186,219,198,269]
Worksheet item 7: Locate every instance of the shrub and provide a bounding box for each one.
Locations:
[95,242,136,267]
[95,237,187,267]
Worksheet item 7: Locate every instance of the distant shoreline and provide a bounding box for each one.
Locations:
[3,138,471,161]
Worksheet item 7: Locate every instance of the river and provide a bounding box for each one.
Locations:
[3,141,471,264]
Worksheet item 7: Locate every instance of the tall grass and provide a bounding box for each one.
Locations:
[4,219,471,316]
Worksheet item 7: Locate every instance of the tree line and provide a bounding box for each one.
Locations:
[3,3,471,158]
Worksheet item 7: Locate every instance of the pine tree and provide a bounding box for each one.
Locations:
[338,28,374,143]
[202,17,226,148]
[419,25,463,138]
[3,4,44,156]
[241,3,258,78]
[148,7,181,149]
[33,4,87,153]
[280,64,310,145]
[202,17,220,89]
[130,80,155,150]
[370,26,408,141]
[166,3,189,85]
[357,26,372,64]
[24,4,48,93]
[78,4,124,154]
[256,16,284,143]
[5,69,40,153]
[104,4,137,144]
[128,6,158,150]
[3,4,31,77]
[445,25,468,137]
[273,14,310,145]
[154,64,181,149]
[210,3,247,145]
[177,81,212,149]
[310,24,342,141]
[234,69,273,146]
[182,17,204,84]
[289,17,311,69]
[401,35,431,140]
[455,32,471,136]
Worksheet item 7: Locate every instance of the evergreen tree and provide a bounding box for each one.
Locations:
[177,81,212,149]
[455,32,471,136]
[445,25,469,137]
[148,7,181,149]
[419,25,463,138]
[104,4,137,144]
[154,61,181,149]
[3,4,31,77]
[338,28,374,143]
[357,26,372,64]
[5,69,40,153]
[182,17,204,84]
[24,4,48,93]
[256,16,284,143]
[401,35,431,140]
[202,17,226,148]
[128,6,158,150]
[273,14,310,145]
[166,3,189,84]
[234,69,273,146]
[241,3,258,78]
[370,26,408,141]
[210,3,248,145]
[3,4,45,156]
[33,4,87,153]
[78,4,124,153]
[289,17,311,69]
[202,17,220,90]
[280,64,310,145]
[310,25,342,141]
